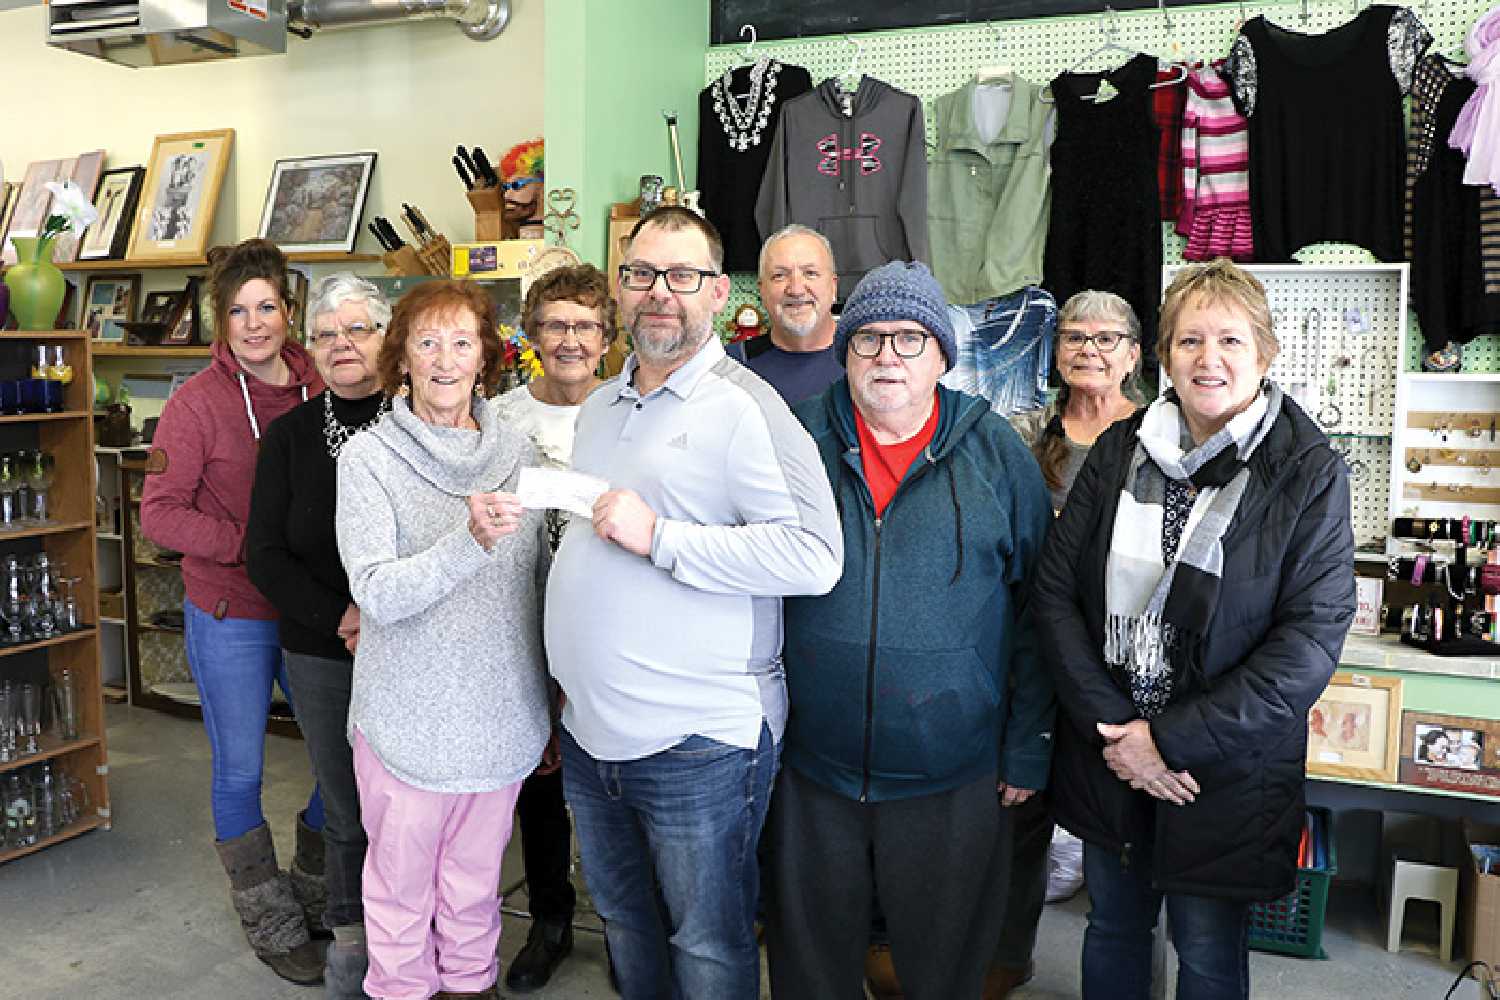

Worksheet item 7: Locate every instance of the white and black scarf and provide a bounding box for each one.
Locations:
[1103,381,1282,717]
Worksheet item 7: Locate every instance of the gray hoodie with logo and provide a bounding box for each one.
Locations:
[755,76,930,300]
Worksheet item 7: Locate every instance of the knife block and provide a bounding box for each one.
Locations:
[467,187,506,242]
[415,235,453,276]
[382,246,427,277]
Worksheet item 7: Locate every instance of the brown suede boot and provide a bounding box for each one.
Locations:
[215,822,326,985]
[864,943,905,1000]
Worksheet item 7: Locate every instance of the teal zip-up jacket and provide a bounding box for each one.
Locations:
[783,380,1055,803]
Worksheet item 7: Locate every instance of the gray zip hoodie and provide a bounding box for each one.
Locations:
[755,76,930,299]
[336,395,551,793]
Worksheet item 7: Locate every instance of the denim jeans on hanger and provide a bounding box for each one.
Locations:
[941,285,1057,417]
[184,598,323,841]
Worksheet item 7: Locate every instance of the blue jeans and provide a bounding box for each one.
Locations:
[183,599,322,841]
[562,724,778,1000]
[1082,840,1250,1000]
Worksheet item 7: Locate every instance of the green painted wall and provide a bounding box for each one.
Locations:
[544,0,708,267]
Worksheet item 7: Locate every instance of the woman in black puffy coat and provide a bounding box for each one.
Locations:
[1031,260,1355,1000]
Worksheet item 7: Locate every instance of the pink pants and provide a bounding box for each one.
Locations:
[353,728,522,1000]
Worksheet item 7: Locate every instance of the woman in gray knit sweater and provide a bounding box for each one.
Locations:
[335,280,551,1000]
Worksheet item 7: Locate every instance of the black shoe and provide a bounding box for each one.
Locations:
[504,917,573,993]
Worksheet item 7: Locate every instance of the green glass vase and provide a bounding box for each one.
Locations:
[4,236,66,331]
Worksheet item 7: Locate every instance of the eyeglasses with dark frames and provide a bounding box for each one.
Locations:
[618,264,720,295]
[848,329,932,359]
[1058,330,1130,353]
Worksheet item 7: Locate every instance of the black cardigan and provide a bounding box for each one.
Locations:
[1031,395,1355,902]
[246,390,386,662]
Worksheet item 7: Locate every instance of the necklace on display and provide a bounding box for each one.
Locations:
[324,391,390,459]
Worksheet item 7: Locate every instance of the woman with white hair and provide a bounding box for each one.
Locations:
[247,271,392,998]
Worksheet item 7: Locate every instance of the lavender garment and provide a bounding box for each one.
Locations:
[1449,7,1500,194]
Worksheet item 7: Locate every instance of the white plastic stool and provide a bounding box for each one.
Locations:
[1386,859,1458,962]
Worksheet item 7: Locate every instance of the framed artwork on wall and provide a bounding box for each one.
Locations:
[80,167,146,261]
[82,274,142,342]
[1305,672,1402,782]
[2,157,73,266]
[257,152,377,255]
[127,129,235,263]
[163,278,201,345]
[51,150,106,264]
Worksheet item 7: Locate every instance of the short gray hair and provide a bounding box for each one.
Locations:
[758,224,835,279]
[307,272,392,331]
[1056,289,1146,404]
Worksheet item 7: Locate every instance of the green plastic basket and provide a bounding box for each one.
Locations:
[1247,807,1337,959]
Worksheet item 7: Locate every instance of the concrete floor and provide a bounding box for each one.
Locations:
[0,702,1479,999]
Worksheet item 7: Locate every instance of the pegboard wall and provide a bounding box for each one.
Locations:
[1165,263,1405,545]
[707,0,1500,374]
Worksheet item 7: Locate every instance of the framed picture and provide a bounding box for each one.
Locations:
[51,150,106,264]
[82,274,142,342]
[163,278,200,345]
[80,167,145,261]
[1399,712,1500,797]
[2,158,73,265]
[258,152,377,254]
[127,129,235,262]
[287,267,310,339]
[1306,672,1402,782]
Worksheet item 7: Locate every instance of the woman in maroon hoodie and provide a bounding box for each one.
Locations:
[141,238,329,986]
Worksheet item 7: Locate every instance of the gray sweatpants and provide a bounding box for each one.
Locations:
[764,766,1012,1000]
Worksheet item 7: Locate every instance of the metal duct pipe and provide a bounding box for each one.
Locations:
[288,0,509,40]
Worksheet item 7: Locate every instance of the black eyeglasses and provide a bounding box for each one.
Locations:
[1058,330,1130,353]
[308,323,383,350]
[848,329,931,359]
[619,264,719,295]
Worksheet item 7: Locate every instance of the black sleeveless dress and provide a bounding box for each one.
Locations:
[1043,53,1163,358]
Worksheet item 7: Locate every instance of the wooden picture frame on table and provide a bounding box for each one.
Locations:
[127,129,234,263]
[80,167,146,261]
[257,152,377,255]
[163,278,200,345]
[1400,712,1500,796]
[82,273,142,342]
[1306,672,1402,782]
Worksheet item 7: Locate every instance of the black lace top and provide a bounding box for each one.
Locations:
[696,57,814,272]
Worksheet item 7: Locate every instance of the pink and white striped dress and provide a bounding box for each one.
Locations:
[1177,64,1255,261]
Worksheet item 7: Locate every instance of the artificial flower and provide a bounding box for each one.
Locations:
[40,180,100,240]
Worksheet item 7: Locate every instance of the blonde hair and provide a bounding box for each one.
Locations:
[1158,259,1279,369]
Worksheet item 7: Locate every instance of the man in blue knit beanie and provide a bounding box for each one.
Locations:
[764,258,1057,999]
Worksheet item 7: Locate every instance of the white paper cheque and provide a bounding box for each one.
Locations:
[516,467,609,518]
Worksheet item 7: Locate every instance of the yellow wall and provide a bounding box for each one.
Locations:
[0,2,545,253]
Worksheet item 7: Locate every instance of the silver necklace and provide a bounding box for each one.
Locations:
[324,390,389,459]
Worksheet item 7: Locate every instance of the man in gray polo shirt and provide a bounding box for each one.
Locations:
[545,206,842,1000]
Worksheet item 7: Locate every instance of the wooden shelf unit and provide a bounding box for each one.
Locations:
[0,332,109,864]
[91,344,211,359]
[60,251,381,272]
[117,459,300,740]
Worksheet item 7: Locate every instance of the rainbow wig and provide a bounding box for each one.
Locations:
[501,138,544,184]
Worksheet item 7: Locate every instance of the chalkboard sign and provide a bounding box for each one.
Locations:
[712,0,1162,44]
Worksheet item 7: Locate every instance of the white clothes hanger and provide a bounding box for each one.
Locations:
[976,23,1014,84]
